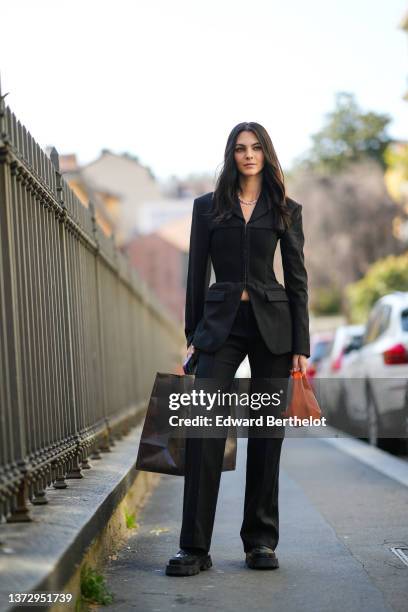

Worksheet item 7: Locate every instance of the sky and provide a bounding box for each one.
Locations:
[1,0,407,182]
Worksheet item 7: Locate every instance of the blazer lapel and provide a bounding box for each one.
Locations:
[248,188,270,223]
[231,188,270,224]
[231,192,245,221]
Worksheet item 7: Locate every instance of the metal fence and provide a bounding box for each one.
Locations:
[0,83,184,524]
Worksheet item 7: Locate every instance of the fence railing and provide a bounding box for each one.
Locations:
[0,81,183,524]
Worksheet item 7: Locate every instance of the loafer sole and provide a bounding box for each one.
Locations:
[165,554,212,576]
[245,555,279,570]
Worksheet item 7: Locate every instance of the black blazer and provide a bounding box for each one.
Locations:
[184,189,310,358]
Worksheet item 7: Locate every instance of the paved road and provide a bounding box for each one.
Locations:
[101,436,408,612]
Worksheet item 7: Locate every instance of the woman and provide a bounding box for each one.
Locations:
[166,121,310,576]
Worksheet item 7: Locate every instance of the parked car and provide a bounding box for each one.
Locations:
[337,292,408,453]
[306,332,334,382]
[318,324,366,376]
[316,324,365,423]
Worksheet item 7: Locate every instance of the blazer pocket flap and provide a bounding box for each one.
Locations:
[205,290,226,301]
[264,289,289,302]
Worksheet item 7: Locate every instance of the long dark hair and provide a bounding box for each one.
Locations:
[211,122,291,230]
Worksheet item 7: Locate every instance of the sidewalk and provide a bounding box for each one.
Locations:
[101,435,408,612]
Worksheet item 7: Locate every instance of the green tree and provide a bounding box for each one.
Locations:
[311,285,342,316]
[346,252,408,323]
[383,142,408,178]
[297,92,392,173]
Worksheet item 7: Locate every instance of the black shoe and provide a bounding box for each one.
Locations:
[165,548,213,576]
[245,545,279,570]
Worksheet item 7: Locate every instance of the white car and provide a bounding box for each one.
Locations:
[337,292,408,452]
[306,332,335,382]
[315,324,365,423]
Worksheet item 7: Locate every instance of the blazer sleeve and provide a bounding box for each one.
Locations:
[184,198,212,347]
[280,203,310,358]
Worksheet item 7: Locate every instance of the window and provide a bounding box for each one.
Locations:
[312,340,332,361]
[401,308,408,332]
[377,304,392,337]
[362,304,391,345]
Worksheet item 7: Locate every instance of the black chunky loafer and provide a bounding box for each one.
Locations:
[245,545,279,569]
[165,548,213,576]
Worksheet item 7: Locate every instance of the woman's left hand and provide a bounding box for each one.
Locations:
[291,354,308,375]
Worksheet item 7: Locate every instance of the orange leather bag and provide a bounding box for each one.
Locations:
[281,371,322,422]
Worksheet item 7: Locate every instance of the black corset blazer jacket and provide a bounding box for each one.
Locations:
[184,189,310,358]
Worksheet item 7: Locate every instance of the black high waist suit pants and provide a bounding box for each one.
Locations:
[180,301,292,554]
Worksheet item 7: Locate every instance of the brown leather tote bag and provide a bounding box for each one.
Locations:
[136,372,237,475]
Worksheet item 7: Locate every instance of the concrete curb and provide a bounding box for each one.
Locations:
[0,415,160,612]
[319,425,408,488]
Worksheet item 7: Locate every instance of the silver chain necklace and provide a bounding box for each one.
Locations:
[238,193,260,206]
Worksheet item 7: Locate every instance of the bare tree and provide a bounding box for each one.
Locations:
[287,159,403,311]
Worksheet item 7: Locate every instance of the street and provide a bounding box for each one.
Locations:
[101,434,408,612]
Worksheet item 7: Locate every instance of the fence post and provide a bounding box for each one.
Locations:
[53,150,84,482]
[99,232,119,451]
[90,200,113,457]
[0,78,32,522]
